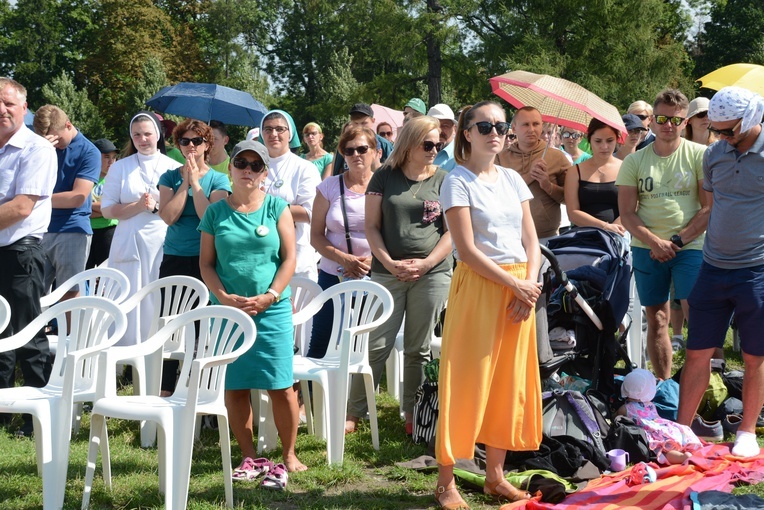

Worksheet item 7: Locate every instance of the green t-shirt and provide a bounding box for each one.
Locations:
[198,194,292,301]
[366,165,452,275]
[158,168,231,256]
[90,176,118,230]
[211,156,230,179]
[616,139,706,250]
[166,146,186,165]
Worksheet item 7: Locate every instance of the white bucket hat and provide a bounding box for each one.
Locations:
[621,368,657,402]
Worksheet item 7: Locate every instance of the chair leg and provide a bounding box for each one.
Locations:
[141,353,162,447]
[300,380,314,435]
[83,414,105,509]
[313,383,327,440]
[362,373,380,450]
[385,349,400,400]
[256,390,278,454]
[217,413,234,508]
[169,418,194,510]
[72,402,83,435]
[326,374,346,465]
[157,425,170,496]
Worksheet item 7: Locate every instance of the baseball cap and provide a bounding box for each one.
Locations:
[621,368,657,402]
[405,98,427,115]
[349,103,374,118]
[93,138,118,153]
[687,97,710,119]
[622,114,647,132]
[230,139,270,167]
[427,104,456,123]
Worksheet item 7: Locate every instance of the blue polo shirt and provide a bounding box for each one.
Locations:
[49,131,101,234]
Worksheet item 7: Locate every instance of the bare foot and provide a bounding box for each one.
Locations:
[284,454,308,472]
[665,450,692,465]
[345,415,359,434]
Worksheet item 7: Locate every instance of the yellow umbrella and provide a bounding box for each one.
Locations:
[696,63,764,96]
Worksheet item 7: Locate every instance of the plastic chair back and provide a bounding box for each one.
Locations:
[40,267,130,308]
[0,294,10,334]
[289,276,322,355]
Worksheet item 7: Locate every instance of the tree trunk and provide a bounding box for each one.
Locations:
[426,0,442,106]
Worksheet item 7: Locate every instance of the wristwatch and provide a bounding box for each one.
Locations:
[266,288,281,302]
[670,234,684,248]
[152,204,159,214]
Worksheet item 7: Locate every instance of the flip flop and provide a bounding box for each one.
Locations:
[232,457,273,482]
[260,463,288,490]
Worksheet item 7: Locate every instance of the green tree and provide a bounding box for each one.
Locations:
[123,57,170,120]
[41,71,111,140]
[694,0,764,77]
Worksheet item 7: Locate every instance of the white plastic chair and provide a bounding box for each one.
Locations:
[0,294,10,334]
[116,275,209,446]
[40,267,131,355]
[260,280,393,465]
[256,277,323,452]
[82,305,257,510]
[0,297,126,510]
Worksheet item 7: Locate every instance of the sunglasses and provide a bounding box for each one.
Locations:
[378,131,393,137]
[634,114,650,121]
[178,136,206,146]
[343,145,370,156]
[708,119,742,138]
[561,132,582,140]
[693,111,708,119]
[654,115,685,126]
[232,158,266,172]
[470,121,511,136]
[263,126,289,134]
[507,134,517,141]
[422,141,444,152]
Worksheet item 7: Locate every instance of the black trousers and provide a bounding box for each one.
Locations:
[0,241,51,428]
[86,225,116,269]
[158,254,203,392]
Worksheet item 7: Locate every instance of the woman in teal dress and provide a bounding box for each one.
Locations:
[199,139,306,474]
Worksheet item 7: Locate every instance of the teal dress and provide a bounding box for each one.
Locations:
[198,194,294,390]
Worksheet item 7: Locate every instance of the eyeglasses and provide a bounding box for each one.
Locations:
[654,115,685,126]
[561,132,582,140]
[378,131,393,137]
[178,136,206,146]
[342,145,370,156]
[422,141,444,152]
[232,158,266,172]
[263,126,289,134]
[693,111,708,119]
[634,114,650,121]
[470,121,511,136]
[627,129,644,136]
[708,119,742,138]
[507,134,517,141]
[303,131,319,137]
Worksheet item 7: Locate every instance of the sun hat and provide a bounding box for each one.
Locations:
[687,97,710,119]
[621,368,657,402]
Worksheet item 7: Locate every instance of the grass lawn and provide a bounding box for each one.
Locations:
[1,329,763,509]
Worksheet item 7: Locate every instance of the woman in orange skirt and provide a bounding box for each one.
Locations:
[434,101,543,509]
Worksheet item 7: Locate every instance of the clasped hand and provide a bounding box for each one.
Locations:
[507,279,542,323]
[225,293,274,316]
[391,259,431,282]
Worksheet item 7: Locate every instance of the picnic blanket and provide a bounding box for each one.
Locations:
[500,443,764,510]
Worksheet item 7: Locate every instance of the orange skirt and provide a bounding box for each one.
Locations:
[435,261,542,465]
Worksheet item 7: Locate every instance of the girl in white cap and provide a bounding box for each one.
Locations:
[617,369,702,464]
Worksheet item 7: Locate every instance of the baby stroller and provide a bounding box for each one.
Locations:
[536,227,633,398]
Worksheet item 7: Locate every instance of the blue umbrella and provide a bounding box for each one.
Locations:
[24,110,34,129]
[145,82,268,127]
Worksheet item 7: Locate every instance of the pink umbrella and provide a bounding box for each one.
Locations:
[371,104,404,140]
[490,71,627,137]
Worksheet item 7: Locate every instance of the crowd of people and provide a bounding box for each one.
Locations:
[1,73,763,506]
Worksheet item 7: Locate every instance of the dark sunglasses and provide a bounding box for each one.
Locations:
[654,115,685,126]
[379,131,393,137]
[470,121,511,136]
[634,114,650,121]
[422,141,444,152]
[507,134,517,141]
[561,132,582,140]
[343,145,370,156]
[708,119,742,138]
[693,111,708,119]
[232,158,266,172]
[178,136,206,146]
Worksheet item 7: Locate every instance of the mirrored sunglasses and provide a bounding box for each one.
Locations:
[561,132,582,140]
[654,115,685,126]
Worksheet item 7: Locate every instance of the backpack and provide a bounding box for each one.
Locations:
[605,415,655,464]
[412,381,438,445]
[541,389,609,455]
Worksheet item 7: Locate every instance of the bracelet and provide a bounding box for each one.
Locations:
[266,288,280,302]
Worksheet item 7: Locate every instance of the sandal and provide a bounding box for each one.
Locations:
[483,478,531,503]
[261,463,288,490]
[435,483,470,509]
[232,457,273,482]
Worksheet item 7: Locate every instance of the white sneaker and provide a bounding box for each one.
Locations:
[731,431,760,458]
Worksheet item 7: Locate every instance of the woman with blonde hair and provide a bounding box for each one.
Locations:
[628,100,655,150]
[301,122,333,176]
[345,115,453,435]
[435,101,542,508]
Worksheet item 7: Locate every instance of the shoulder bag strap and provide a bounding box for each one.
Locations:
[338,174,353,254]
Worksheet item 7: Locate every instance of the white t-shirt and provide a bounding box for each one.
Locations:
[441,165,533,264]
[264,151,321,277]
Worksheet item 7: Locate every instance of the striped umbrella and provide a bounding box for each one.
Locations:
[490,70,626,137]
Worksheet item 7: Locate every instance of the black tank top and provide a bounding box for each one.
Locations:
[577,164,619,223]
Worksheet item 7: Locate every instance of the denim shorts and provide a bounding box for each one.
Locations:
[632,247,702,307]
[688,261,764,355]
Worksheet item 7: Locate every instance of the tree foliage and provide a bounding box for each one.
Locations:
[41,71,110,140]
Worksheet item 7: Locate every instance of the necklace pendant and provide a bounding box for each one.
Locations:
[255,225,270,237]
[274,179,284,188]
